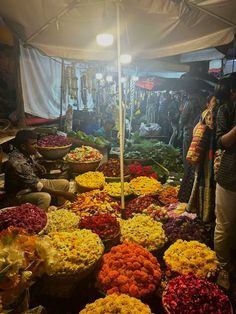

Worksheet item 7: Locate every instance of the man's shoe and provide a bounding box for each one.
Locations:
[216,269,230,290]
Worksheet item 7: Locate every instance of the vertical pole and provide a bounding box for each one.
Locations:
[116,1,125,211]
[59,58,65,130]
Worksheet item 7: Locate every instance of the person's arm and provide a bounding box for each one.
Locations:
[40,185,76,202]
[216,105,236,148]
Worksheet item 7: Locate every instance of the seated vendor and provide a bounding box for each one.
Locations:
[4,129,76,210]
[94,120,115,141]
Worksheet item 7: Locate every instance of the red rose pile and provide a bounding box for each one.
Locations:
[129,162,157,180]
[163,275,232,314]
[79,212,120,241]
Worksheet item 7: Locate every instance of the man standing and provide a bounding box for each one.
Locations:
[4,129,76,210]
[214,73,236,290]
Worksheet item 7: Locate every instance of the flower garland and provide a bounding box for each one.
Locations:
[97,242,161,298]
[163,275,232,314]
[79,293,152,314]
[120,215,167,251]
[164,240,219,278]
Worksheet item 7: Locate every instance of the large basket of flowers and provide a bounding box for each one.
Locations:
[37,135,72,160]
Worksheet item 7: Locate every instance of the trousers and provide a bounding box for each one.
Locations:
[214,183,236,268]
[16,179,69,211]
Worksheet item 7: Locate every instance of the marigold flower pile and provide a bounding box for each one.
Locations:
[67,190,120,217]
[43,209,80,233]
[97,242,161,298]
[79,212,120,241]
[129,176,162,196]
[163,275,232,314]
[79,293,152,314]
[75,171,105,189]
[164,239,219,278]
[44,229,104,273]
[125,195,159,218]
[64,146,103,162]
[0,203,47,234]
[103,182,132,197]
[120,215,167,251]
[129,162,157,179]
[158,186,179,206]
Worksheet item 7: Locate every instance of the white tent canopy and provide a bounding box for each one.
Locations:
[0,0,235,61]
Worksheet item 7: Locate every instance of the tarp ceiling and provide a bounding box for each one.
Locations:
[0,0,235,61]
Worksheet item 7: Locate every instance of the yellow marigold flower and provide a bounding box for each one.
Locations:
[103,182,132,197]
[44,209,80,233]
[79,293,152,314]
[75,171,105,189]
[44,230,104,274]
[120,214,167,251]
[130,176,162,196]
[164,239,219,278]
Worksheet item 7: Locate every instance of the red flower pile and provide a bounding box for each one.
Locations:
[97,242,161,298]
[79,212,120,241]
[125,195,158,218]
[0,203,47,234]
[163,275,232,314]
[98,159,129,177]
[129,162,157,180]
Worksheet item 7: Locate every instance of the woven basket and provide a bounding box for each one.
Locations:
[37,145,71,160]
[67,159,101,174]
[40,261,101,298]
[105,175,130,183]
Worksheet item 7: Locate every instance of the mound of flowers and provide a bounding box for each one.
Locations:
[44,230,104,274]
[67,190,120,217]
[164,240,219,278]
[0,203,47,234]
[43,209,80,233]
[98,159,130,177]
[163,216,211,245]
[163,274,232,314]
[103,182,132,198]
[79,212,120,241]
[97,242,161,298]
[129,176,162,196]
[125,195,158,218]
[79,293,152,314]
[75,171,105,190]
[120,215,167,251]
[64,146,102,162]
[37,135,71,147]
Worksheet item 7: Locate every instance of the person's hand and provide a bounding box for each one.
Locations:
[35,163,47,176]
[60,191,77,202]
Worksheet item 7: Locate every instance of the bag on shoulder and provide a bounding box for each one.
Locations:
[186,111,210,165]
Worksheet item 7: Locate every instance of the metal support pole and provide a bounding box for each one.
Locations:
[116,1,125,211]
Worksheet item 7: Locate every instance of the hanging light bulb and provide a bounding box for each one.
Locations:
[96,34,114,47]
[106,75,113,82]
[95,73,103,80]
[121,77,126,83]
[120,54,132,64]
